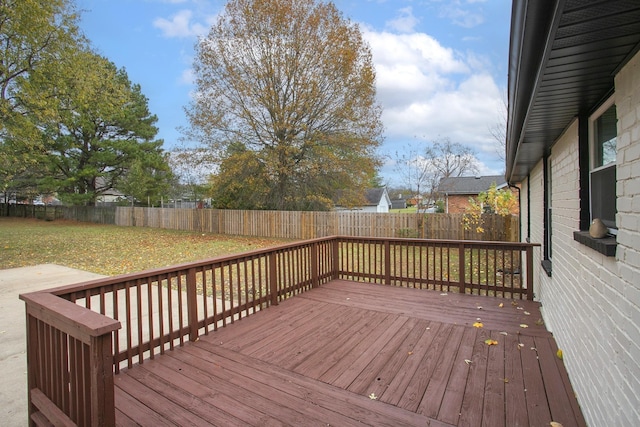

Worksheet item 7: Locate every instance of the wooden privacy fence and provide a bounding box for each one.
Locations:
[2,204,519,241]
[20,235,538,425]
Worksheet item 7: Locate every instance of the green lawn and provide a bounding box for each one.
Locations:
[0,218,288,276]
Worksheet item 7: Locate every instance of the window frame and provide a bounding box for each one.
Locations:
[588,95,617,235]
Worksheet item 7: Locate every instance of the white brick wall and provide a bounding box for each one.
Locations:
[525,51,640,426]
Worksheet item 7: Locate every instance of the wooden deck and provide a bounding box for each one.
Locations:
[111,280,585,426]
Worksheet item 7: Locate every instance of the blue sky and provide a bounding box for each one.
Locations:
[75,0,512,185]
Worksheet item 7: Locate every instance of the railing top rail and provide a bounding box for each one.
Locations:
[40,235,540,298]
[45,236,338,297]
[335,235,541,248]
[20,292,121,343]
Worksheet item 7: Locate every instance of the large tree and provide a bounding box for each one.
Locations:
[396,137,480,208]
[185,0,383,211]
[0,0,82,200]
[18,48,172,205]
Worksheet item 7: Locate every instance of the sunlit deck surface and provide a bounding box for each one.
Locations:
[113,280,585,426]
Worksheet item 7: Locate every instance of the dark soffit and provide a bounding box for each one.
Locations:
[506,0,640,183]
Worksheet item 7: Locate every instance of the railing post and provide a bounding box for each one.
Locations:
[332,238,340,280]
[526,245,534,300]
[90,333,116,426]
[384,240,391,285]
[458,242,466,294]
[269,252,279,306]
[311,242,319,288]
[186,267,199,341]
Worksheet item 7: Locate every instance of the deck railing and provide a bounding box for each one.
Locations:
[20,236,538,426]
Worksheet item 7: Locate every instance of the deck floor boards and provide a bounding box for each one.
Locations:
[114,280,586,426]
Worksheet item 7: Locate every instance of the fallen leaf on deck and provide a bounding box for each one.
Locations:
[517,307,524,310]
[511,301,519,306]
[520,324,528,328]
[550,422,564,427]
[556,349,563,360]
[518,343,525,349]
[464,359,472,365]
[440,293,448,296]
[503,378,509,383]
[473,322,484,328]
[498,303,504,308]
[408,351,414,355]
[499,331,508,336]
[477,306,483,310]
[524,311,530,315]
[485,339,498,346]
[369,393,378,400]
[536,318,544,326]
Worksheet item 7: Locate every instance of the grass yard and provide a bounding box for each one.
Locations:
[0,218,289,276]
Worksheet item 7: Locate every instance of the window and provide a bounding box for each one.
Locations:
[589,97,617,234]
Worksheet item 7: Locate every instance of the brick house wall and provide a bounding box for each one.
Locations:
[521,51,640,426]
[445,194,471,213]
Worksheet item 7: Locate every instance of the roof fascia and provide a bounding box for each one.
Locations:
[506,0,566,183]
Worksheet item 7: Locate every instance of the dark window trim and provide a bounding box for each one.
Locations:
[573,102,617,257]
[542,153,552,275]
[578,114,590,231]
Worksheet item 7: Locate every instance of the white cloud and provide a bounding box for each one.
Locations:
[363,26,505,179]
[436,1,485,28]
[153,10,208,38]
[179,68,194,85]
[385,7,419,33]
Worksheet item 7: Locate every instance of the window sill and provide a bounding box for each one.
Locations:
[541,259,552,277]
[573,231,616,257]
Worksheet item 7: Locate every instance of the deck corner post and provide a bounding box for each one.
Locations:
[25,313,37,427]
[90,333,116,426]
[458,242,466,295]
[268,252,279,306]
[186,267,199,341]
[526,245,534,300]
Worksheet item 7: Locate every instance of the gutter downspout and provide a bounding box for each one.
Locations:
[509,183,522,242]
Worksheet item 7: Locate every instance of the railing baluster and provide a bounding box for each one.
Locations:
[186,268,198,342]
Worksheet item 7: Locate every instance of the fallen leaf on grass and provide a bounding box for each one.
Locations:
[485,339,498,346]
[473,322,484,328]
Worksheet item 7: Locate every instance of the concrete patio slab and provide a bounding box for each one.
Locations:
[0,264,106,427]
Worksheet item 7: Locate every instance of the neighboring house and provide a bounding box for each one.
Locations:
[95,177,127,205]
[391,198,407,210]
[406,195,423,207]
[335,188,391,213]
[506,2,640,426]
[437,175,508,213]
